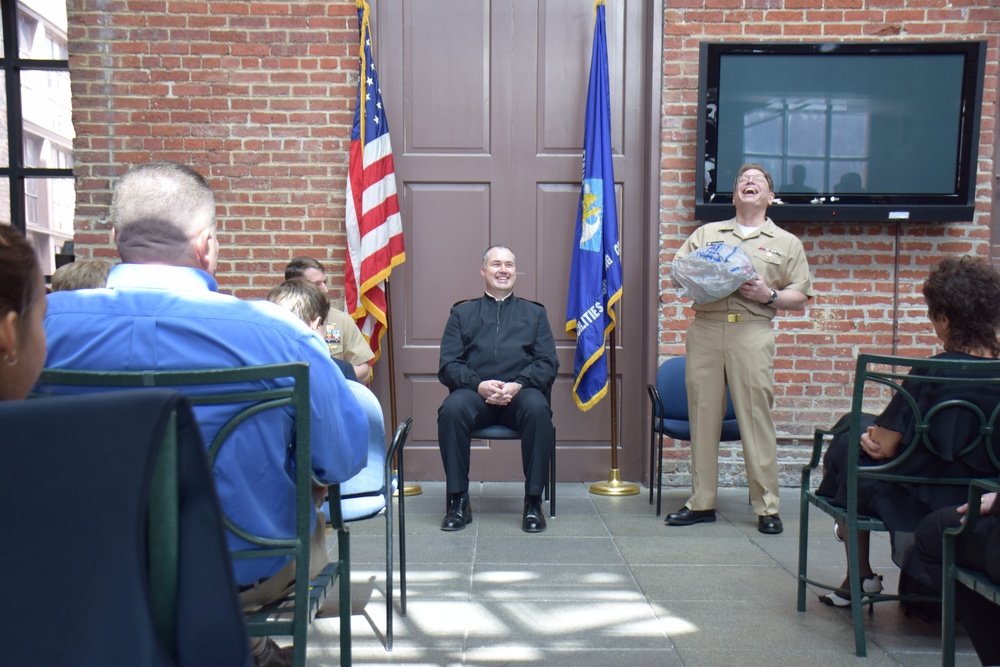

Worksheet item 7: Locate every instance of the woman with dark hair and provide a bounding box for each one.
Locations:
[0,225,47,400]
[816,255,1000,606]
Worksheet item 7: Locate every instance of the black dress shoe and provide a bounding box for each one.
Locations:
[758,513,783,534]
[440,493,473,531]
[522,498,547,533]
[664,506,716,526]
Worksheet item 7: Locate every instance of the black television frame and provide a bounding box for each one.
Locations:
[694,41,987,223]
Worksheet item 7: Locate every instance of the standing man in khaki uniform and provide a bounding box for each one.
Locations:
[666,163,814,534]
[284,256,375,384]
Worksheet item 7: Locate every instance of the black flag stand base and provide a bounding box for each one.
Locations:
[590,468,640,496]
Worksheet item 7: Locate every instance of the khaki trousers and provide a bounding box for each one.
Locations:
[238,510,330,611]
[685,315,779,515]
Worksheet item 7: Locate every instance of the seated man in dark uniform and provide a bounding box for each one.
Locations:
[437,245,559,533]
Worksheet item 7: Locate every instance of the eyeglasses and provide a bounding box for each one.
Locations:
[736,174,768,185]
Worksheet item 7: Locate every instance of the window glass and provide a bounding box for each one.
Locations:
[0,72,7,168]
[21,70,73,140]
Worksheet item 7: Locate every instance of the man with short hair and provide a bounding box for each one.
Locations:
[437,245,559,533]
[267,277,358,383]
[285,256,374,383]
[666,163,814,535]
[43,161,368,667]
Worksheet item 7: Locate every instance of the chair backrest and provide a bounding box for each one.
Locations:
[846,353,1000,509]
[341,382,388,499]
[334,382,393,522]
[0,390,251,667]
[654,356,737,421]
[35,364,315,588]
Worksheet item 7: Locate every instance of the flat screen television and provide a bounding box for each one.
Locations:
[695,41,987,222]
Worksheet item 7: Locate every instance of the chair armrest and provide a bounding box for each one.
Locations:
[647,383,664,420]
[805,422,846,472]
[944,478,1000,539]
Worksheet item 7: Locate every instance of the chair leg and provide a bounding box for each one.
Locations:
[941,537,957,667]
[655,431,664,517]
[549,431,556,518]
[846,521,869,657]
[649,419,656,505]
[336,526,352,666]
[398,455,407,619]
[796,481,810,612]
[385,494,394,651]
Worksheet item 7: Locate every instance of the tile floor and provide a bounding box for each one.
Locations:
[304,482,981,666]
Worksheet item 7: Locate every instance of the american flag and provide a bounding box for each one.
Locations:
[344,0,405,362]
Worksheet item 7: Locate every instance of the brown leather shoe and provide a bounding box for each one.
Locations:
[252,637,293,667]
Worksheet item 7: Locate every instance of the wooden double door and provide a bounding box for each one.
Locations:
[370,0,659,484]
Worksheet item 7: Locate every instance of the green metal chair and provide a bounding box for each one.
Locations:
[941,478,1000,667]
[798,353,1000,657]
[36,363,351,667]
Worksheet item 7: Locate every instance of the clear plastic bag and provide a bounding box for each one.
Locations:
[671,243,756,304]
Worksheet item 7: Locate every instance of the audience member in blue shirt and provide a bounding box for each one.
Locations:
[40,161,368,666]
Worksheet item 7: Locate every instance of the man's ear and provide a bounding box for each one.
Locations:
[0,311,19,361]
[193,227,214,271]
[309,316,324,333]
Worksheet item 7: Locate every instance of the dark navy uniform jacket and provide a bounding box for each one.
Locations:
[438,294,559,395]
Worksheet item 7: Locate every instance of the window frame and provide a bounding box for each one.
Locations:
[0,0,73,236]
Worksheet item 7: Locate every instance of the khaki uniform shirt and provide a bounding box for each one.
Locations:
[325,309,375,366]
[675,217,814,317]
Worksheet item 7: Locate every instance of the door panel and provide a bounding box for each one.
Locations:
[376,0,649,484]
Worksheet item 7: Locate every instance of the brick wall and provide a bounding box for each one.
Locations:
[657,0,1000,486]
[67,0,360,301]
[66,1,999,487]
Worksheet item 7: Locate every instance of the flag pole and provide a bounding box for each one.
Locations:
[385,278,422,496]
[589,328,639,496]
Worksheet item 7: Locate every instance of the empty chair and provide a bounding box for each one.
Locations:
[647,356,740,516]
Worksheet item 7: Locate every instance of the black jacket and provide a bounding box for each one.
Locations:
[438,294,559,395]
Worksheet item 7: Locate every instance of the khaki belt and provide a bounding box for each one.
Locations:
[695,311,770,323]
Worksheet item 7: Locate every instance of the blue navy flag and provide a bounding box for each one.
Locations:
[565,0,623,412]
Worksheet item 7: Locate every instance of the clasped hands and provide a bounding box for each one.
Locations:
[478,379,521,406]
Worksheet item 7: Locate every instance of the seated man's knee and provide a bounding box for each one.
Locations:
[439,388,480,423]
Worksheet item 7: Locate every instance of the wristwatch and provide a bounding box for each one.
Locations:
[766,288,778,305]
